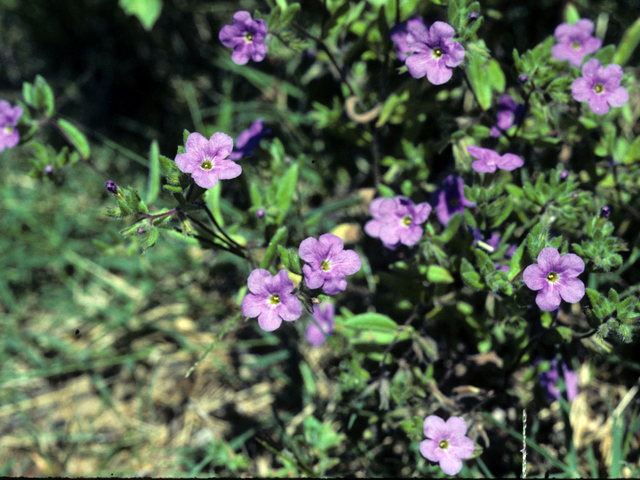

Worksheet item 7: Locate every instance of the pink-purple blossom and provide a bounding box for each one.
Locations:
[0,100,23,152]
[390,16,425,61]
[551,19,602,67]
[419,415,475,476]
[432,175,476,226]
[175,132,241,189]
[571,59,629,115]
[241,269,302,332]
[523,247,585,311]
[305,303,335,347]
[219,11,268,65]
[405,21,465,85]
[299,233,361,295]
[230,118,271,160]
[490,95,524,137]
[364,196,432,249]
[467,145,524,173]
[538,358,579,402]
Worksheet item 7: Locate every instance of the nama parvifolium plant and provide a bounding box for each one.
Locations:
[3,0,640,478]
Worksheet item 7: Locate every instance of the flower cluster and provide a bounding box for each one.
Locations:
[219,11,268,65]
[0,100,23,153]
[175,132,242,189]
[420,415,475,475]
[571,59,629,115]
[242,234,360,332]
[400,21,465,85]
[523,247,585,311]
[551,19,602,67]
[467,145,524,174]
[364,196,432,249]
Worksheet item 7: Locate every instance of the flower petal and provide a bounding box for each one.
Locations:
[399,224,423,246]
[423,415,446,439]
[185,131,209,152]
[556,253,585,277]
[302,264,324,289]
[537,247,561,272]
[278,293,302,321]
[257,307,283,332]
[429,21,455,42]
[588,95,610,115]
[472,159,497,173]
[523,264,546,291]
[439,453,464,476]
[536,285,562,311]
[241,293,266,318]
[497,153,524,171]
[214,159,242,179]
[449,435,475,460]
[333,249,362,276]
[299,237,320,262]
[426,60,453,85]
[444,417,468,437]
[419,439,442,462]
[322,276,348,295]
[607,86,629,108]
[364,219,382,238]
[444,41,465,67]
[247,268,273,295]
[558,277,585,304]
[405,52,434,79]
[571,77,592,102]
[412,202,432,224]
[191,169,219,189]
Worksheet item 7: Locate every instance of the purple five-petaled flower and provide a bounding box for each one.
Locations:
[551,19,602,67]
[432,175,476,226]
[305,303,335,347]
[219,11,268,65]
[523,247,585,311]
[538,358,579,402]
[230,118,271,161]
[0,100,23,152]
[390,16,425,61]
[241,269,303,332]
[299,233,361,295]
[467,145,524,173]
[490,95,525,137]
[364,196,432,250]
[571,59,629,115]
[175,132,241,189]
[405,21,465,85]
[419,415,475,476]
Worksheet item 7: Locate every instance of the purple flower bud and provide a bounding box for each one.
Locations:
[256,208,265,218]
[607,157,615,167]
[137,226,145,234]
[560,170,569,180]
[518,74,528,83]
[44,165,53,175]
[284,156,291,164]
[105,180,118,195]
[600,206,610,217]
[468,12,478,21]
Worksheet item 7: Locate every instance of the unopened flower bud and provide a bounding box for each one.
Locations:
[468,12,478,21]
[137,226,145,234]
[560,170,569,180]
[284,156,291,164]
[44,165,53,175]
[600,206,610,218]
[105,180,118,195]
[518,74,528,83]
[256,208,265,218]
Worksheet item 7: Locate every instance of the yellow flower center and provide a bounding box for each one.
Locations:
[200,158,213,170]
[438,439,450,449]
[402,215,412,226]
[571,41,581,50]
[594,83,604,94]
[245,32,254,42]
[449,198,459,207]
[5,125,13,134]
[546,272,559,283]
[432,47,443,59]
[269,293,281,305]
[320,260,331,271]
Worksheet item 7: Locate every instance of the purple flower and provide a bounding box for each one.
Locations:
[299,233,361,295]
[256,208,265,218]
[0,100,23,152]
[105,180,119,195]
[518,74,528,83]
[44,165,53,175]
[560,170,569,180]
[241,269,303,332]
[571,59,629,115]
[364,196,432,249]
[405,21,465,85]
[305,303,335,347]
[467,145,524,173]
[390,16,425,61]
[419,415,475,476]
[219,11,268,65]
[600,205,610,217]
[229,119,271,161]
[523,247,585,311]
[551,19,602,67]
[538,359,579,402]
[432,175,476,226]
[490,95,525,137]
[175,132,241,189]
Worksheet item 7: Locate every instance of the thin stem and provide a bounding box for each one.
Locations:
[139,208,178,226]
[200,203,245,251]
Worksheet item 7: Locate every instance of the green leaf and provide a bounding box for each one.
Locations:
[487,59,505,93]
[119,0,162,31]
[489,195,513,228]
[473,247,495,276]
[460,257,485,289]
[279,3,300,30]
[260,226,288,269]
[592,45,615,65]
[526,222,548,260]
[564,4,580,24]
[508,241,526,281]
[146,140,160,204]
[377,184,395,198]
[22,81,35,107]
[275,163,299,224]
[56,119,90,159]
[426,265,455,284]
[277,245,302,275]
[434,212,461,244]
[376,89,410,127]
[485,270,512,295]
[467,50,492,111]
[34,75,54,117]
[612,17,640,66]
[267,5,283,30]
[344,313,397,332]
